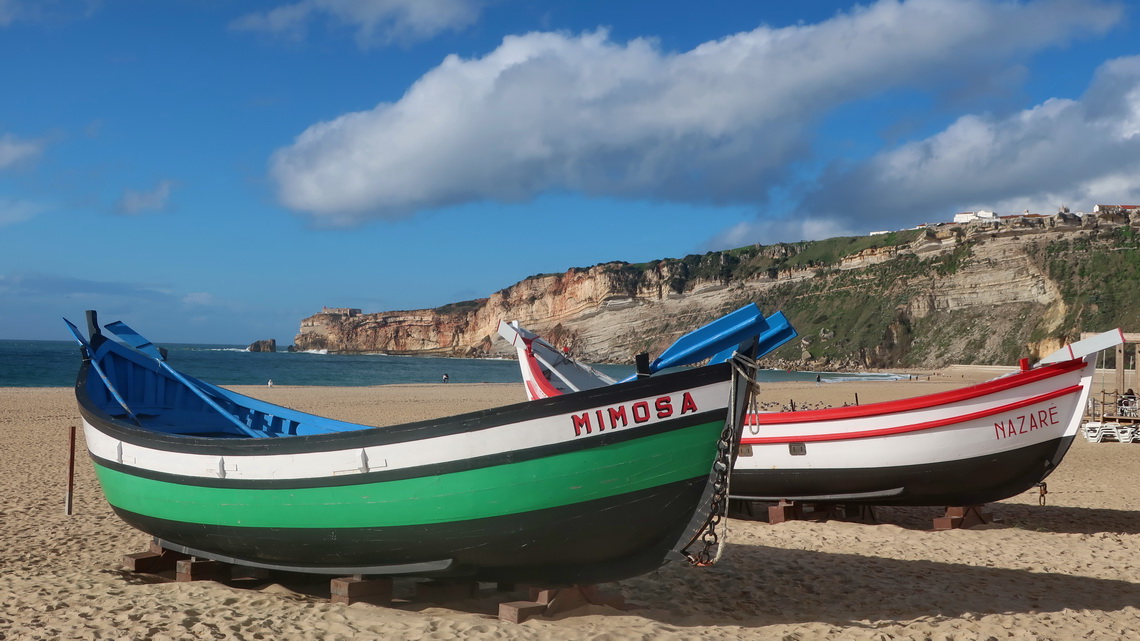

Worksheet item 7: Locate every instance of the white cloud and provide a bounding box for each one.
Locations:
[0,198,48,226]
[792,54,1140,229]
[710,216,860,248]
[0,0,99,26]
[182,292,217,306]
[268,0,1122,226]
[232,0,484,48]
[114,179,175,215]
[0,133,45,169]
[0,1,15,26]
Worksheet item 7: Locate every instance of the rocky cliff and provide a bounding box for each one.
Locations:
[294,211,1140,369]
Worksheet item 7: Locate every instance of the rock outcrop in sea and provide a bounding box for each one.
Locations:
[247,339,276,353]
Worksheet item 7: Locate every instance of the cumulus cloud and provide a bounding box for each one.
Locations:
[232,0,484,48]
[268,0,1122,226]
[0,272,172,301]
[114,179,175,215]
[792,54,1140,230]
[182,292,218,306]
[0,198,48,226]
[0,0,99,26]
[0,133,45,169]
[709,216,862,248]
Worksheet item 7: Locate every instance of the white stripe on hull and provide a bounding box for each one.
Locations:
[736,359,1092,472]
[85,380,729,482]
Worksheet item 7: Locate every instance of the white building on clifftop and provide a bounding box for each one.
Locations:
[952,210,997,224]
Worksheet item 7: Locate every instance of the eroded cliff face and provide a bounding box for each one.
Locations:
[294,213,1138,368]
[294,263,740,361]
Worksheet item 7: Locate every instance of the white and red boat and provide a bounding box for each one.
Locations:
[500,319,1123,506]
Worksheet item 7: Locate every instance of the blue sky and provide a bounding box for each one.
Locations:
[3,0,1140,344]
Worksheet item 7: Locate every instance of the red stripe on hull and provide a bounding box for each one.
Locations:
[748,358,1086,426]
[743,384,1082,444]
[523,348,562,399]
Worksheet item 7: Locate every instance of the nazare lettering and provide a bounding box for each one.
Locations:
[572,392,699,436]
[994,405,1060,439]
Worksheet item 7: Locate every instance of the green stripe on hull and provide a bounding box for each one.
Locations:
[93,420,723,529]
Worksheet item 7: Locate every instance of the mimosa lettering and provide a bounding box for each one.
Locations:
[572,392,699,436]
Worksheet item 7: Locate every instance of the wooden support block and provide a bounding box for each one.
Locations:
[175,558,224,582]
[496,581,516,592]
[501,585,632,623]
[540,587,590,615]
[528,586,564,605]
[415,579,478,602]
[123,551,175,573]
[498,600,548,624]
[527,585,626,615]
[768,500,802,524]
[931,515,962,531]
[330,576,393,605]
[933,505,995,530]
[123,546,190,573]
[576,584,626,610]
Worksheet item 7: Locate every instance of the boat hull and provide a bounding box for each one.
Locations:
[502,322,1120,509]
[103,478,707,581]
[730,436,1074,506]
[731,358,1093,505]
[75,333,749,583]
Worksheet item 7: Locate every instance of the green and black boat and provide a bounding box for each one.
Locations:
[67,311,755,584]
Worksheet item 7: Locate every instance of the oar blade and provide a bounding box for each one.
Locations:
[707,311,798,364]
[63,317,140,422]
[103,320,165,361]
[649,304,767,371]
[62,317,89,349]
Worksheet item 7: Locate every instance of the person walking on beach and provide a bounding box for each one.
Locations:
[442,373,449,383]
[816,374,821,386]
[1120,388,1136,415]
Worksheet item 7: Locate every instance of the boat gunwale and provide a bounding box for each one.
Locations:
[84,407,729,489]
[76,349,735,456]
[522,341,565,399]
[742,383,1083,444]
[750,357,1088,425]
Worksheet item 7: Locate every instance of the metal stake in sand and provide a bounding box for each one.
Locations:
[65,424,76,516]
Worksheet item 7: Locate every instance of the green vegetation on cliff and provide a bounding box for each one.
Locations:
[324,218,1139,369]
[731,225,1137,368]
[1029,227,1140,336]
[605,229,926,296]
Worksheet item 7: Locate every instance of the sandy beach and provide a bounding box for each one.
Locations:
[3,373,1139,640]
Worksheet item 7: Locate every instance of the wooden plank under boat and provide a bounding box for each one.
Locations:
[68,311,756,584]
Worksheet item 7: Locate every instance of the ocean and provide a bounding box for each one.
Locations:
[0,339,903,388]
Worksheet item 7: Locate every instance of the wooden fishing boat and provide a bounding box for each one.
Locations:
[67,311,756,583]
[500,317,1123,506]
[499,305,797,400]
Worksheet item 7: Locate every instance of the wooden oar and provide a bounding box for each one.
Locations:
[102,320,268,438]
[707,311,797,365]
[617,304,773,383]
[63,318,140,424]
[649,303,768,372]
